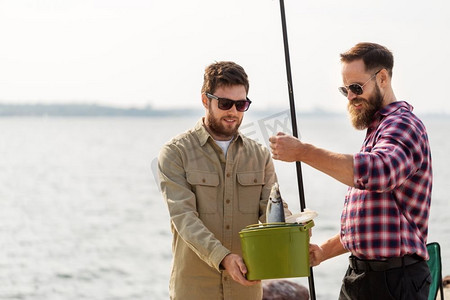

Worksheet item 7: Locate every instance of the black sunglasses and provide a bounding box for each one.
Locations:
[338,70,381,97]
[205,93,252,112]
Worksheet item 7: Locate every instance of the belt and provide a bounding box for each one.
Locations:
[348,254,423,272]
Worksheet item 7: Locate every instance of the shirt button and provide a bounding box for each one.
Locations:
[224,276,228,281]
[202,178,206,183]
[253,179,257,183]
[226,225,230,230]
[226,173,231,178]
[226,199,230,204]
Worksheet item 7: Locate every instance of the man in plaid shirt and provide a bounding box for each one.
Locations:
[269,42,432,299]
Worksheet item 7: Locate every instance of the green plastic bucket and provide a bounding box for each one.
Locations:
[239,221,314,280]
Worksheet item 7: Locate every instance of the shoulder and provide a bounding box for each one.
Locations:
[165,129,196,146]
[240,134,271,157]
[161,118,205,148]
[159,127,199,160]
[380,102,427,135]
[378,104,429,151]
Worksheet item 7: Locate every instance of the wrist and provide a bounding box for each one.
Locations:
[220,254,229,270]
[300,142,313,162]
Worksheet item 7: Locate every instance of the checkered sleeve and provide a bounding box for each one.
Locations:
[354,116,425,192]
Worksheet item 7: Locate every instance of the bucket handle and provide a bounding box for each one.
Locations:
[299,220,315,232]
[245,220,314,231]
[245,222,285,229]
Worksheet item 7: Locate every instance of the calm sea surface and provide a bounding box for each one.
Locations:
[0,114,448,300]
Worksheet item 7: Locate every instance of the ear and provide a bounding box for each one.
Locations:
[378,69,390,88]
[201,94,209,109]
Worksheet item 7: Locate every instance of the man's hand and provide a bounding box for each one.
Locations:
[221,254,260,286]
[269,132,303,162]
[309,234,349,267]
[309,243,325,267]
[270,132,355,186]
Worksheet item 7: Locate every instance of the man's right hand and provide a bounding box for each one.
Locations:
[269,132,303,162]
[309,243,325,267]
[221,254,260,286]
[309,234,349,267]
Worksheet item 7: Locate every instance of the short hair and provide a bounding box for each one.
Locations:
[340,42,394,77]
[201,61,249,95]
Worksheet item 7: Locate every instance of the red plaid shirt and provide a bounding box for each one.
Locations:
[341,101,432,260]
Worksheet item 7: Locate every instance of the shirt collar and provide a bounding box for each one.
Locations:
[194,118,243,146]
[369,101,413,129]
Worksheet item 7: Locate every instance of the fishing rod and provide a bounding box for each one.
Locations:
[278,0,316,299]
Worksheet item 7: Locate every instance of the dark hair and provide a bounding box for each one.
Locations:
[201,61,249,95]
[340,42,394,77]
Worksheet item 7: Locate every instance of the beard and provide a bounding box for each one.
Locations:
[206,107,242,140]
[348,84,384,130]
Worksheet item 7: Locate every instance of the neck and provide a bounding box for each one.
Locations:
[382,87,397,107]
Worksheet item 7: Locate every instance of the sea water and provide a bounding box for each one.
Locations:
[0,113,448,300]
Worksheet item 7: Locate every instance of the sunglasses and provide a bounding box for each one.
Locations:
[338,70,381,97]
[205,93,252,112]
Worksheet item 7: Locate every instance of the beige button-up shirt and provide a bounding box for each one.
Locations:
[158,119,280,300]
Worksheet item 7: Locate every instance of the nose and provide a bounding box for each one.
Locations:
[347,90,358,102]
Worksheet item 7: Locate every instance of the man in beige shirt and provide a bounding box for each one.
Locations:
[158,61,288,299]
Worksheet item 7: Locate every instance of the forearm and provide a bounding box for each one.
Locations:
[320,233,348,261]
[301,143,354,187]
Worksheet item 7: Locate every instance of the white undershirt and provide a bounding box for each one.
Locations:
[214,138,233,157]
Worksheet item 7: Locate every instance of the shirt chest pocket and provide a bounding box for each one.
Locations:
[187,171,220,213]
[237,171,264,213]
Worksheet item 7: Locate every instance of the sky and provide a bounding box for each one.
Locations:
[1,0,449,114]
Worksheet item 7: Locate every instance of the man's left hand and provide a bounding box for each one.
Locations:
[221,254,260,286]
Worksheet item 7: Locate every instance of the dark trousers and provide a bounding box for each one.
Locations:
[338,259,431,300]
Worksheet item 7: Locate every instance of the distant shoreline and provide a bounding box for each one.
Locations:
[0,103,199,117]
[0,103,337,117]
[0,103,447,118]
